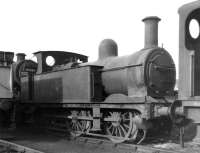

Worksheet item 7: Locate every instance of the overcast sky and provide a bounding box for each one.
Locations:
[0,0,193,68]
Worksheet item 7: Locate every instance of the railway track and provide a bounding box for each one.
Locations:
[73,136,188,153]
[44,122,194,153]
[1,126,200,153]
[0,139,44,153]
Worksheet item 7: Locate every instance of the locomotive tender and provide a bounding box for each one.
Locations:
[1,0,200,144]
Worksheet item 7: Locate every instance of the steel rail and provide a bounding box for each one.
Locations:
[0,139,44,153]
[74,136,187,153]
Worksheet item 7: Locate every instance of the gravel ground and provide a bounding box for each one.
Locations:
[1,127,200,153]
[0,128,130,153]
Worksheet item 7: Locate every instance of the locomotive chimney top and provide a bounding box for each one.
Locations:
[98,39,118,60]
[142,16,161,48]
[16,53,26,62]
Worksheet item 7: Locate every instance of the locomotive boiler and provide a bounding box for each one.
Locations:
[83,16,175,101]
[10,16,178,144]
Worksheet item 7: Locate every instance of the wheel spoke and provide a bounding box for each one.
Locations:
[76,124,79,131]
[119,125,127,136]
[105,111,133,143]
[69,110,92,137]
[111,127,115,135]
[116,127,119,136]
[71,123,75,129]
[77,122,82,131]
[118,127,122,137]
[108,124,112,130]
[124,123,130,129]
[128,112,144,142]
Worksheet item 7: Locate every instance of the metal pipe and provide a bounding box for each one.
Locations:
[180,127,184,148]
[142,16,161,48]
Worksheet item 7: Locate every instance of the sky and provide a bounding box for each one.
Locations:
[0,0,193,69]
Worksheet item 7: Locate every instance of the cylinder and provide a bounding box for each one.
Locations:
[16,53,26,62]
[142,16,161,48]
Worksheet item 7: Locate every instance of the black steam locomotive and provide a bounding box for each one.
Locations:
[1,0,200,144]
[0,16,177,144]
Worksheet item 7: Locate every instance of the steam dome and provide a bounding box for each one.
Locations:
[98,39,118,59]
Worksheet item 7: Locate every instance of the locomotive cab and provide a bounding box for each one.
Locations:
[33,51,88,74]
[178,0,200,140]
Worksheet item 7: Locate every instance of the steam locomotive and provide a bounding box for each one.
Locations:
[0,16,177,144]
[1,0,200,144]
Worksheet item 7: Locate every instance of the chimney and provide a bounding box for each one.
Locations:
[142,16,161,48]
[16,53,26,62]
